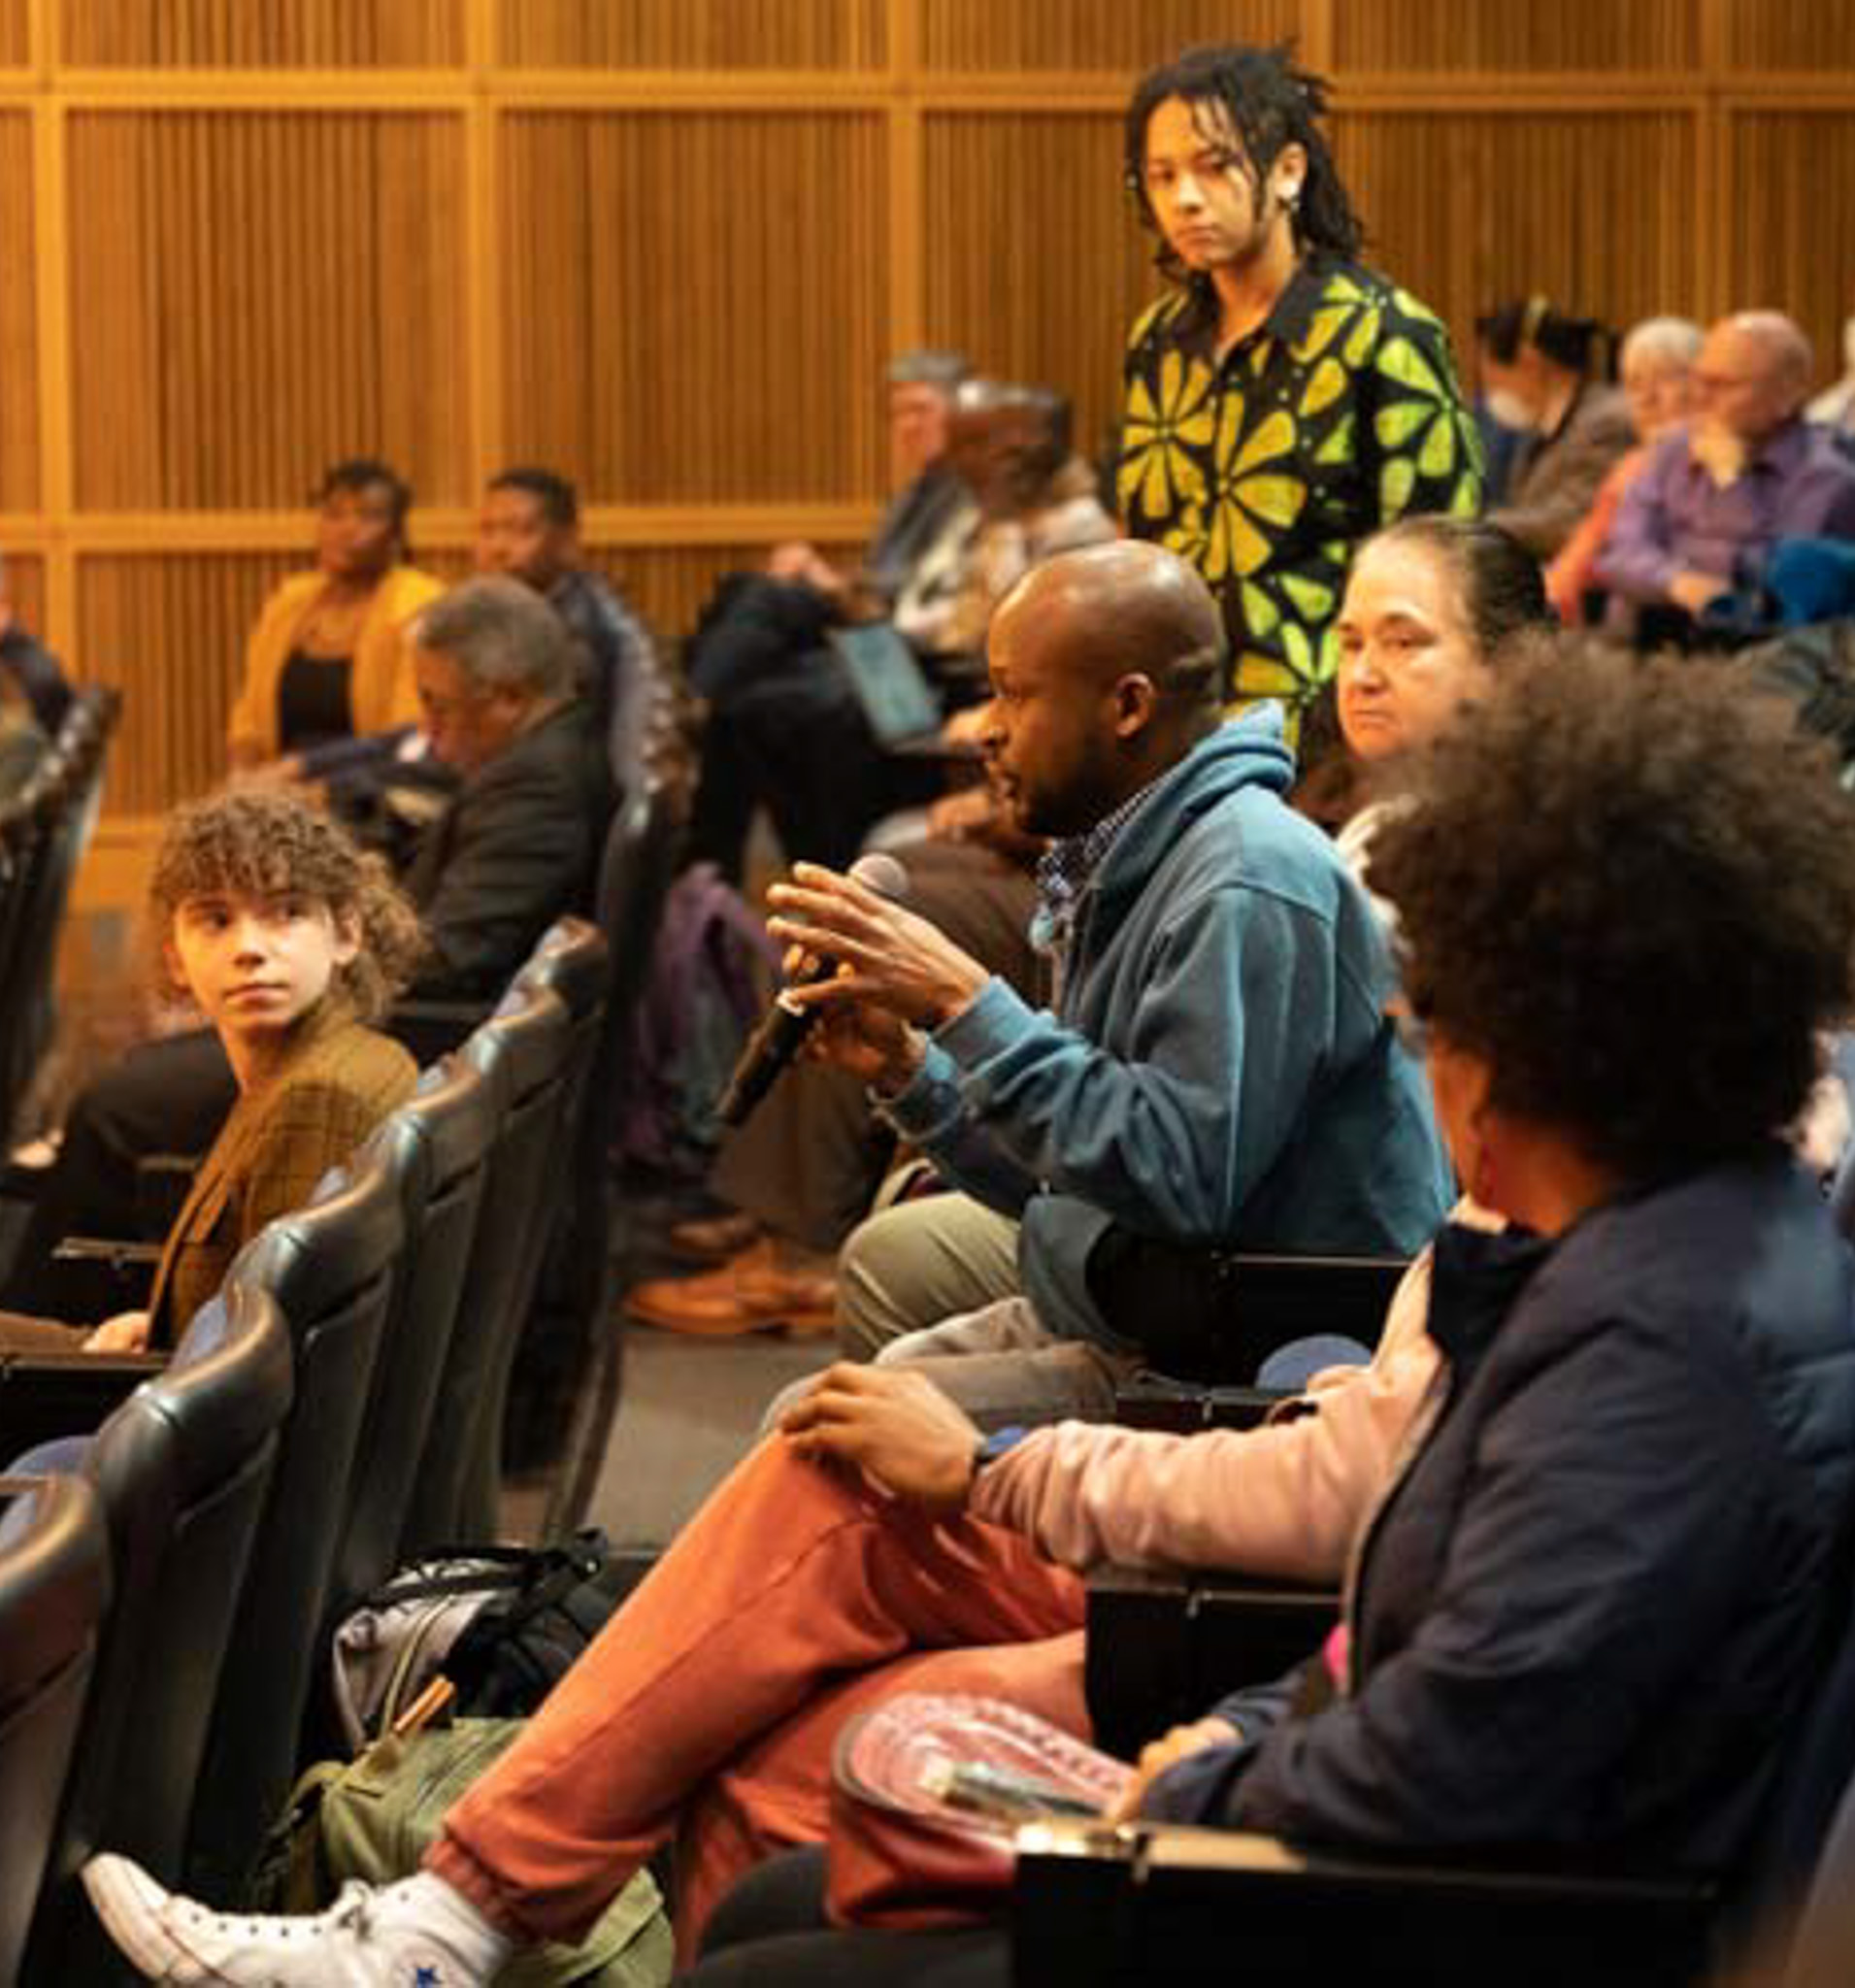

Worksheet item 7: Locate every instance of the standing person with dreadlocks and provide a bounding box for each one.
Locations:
[1118,44,1483,726]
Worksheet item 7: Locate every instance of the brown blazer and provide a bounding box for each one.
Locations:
[148,1003,417,1346]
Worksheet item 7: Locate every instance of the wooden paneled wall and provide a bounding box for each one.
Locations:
[1,0,1851,824]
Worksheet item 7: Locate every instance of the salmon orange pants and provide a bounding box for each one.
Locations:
[426,1437,1088,1962]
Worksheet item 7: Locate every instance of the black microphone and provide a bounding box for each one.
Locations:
[715,851,910,1128]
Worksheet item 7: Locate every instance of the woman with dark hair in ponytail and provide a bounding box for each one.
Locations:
[1117,43,1483,734]
[1475,297,1637,559]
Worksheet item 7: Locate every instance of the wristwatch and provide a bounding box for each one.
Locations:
[970,1424,1028,1481]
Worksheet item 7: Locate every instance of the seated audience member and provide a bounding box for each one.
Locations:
[1333,514,1554,880]
[1476,297,1635,559]
[398,576,617,998]
[763,348,974,620]
[673,645,1855,1986]
[688,378,1112,882]
[230,459,443,774]
[83,1198,1476,1975]
[890,380,1115,657]
[0,789,417,1353]
[0,549,74,736]
[834,517,1548,1360]
[0,578,613,1296]
[1595,311,1855,637]
[92,648,1855,1986]
[757,541,1451,1424]
[1544,315,1702,621]
[0,665,47,800]
[474,466,659,780]
[683,350,969,718]
[1807,307,1855,437]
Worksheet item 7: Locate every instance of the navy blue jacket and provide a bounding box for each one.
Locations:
[1149,1150,1855,1872]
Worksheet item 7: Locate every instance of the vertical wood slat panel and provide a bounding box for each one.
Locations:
[77,549,298,812]
[1333,111,1703,370]
[1,552,46,634]
[494,1,886,71]
[66,110,471,511]
[1332,0,1702,71]
[922,111,1154,469]
[1723,109,1855,387]
[919,0,1301,73]
[0,112,40,510]
[59,0,465,67]
[0,0,26,65]
[499,112,889,506]
[1725,0,1855,70]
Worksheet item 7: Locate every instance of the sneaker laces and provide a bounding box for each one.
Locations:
[319,1878,404,1951]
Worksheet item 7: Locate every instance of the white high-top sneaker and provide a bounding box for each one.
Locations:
[83,1857,513,1986]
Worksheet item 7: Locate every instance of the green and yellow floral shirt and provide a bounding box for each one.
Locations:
[1119,257,1482,715]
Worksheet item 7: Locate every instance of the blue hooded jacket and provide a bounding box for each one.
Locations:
[881,711,1455,1345]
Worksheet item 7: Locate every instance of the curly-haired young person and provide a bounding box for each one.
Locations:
[0,788,420,1354]
[1118,44,1482,725]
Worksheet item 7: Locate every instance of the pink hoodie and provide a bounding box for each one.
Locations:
[967,1222,1477,1583]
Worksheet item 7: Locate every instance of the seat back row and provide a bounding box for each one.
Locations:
[0,686,122,1143]
[3,918,605,1983]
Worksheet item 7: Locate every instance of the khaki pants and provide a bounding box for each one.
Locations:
[834,1193,1022,1357]
[871,1296,1141,1431]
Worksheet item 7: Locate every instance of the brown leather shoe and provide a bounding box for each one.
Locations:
[628,1239,837,1338]
[665,1209,765,1264]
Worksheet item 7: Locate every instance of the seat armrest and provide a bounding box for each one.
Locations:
[1112,1376,1291,1434]
[1012,1821,1716,1988]
[0,1350,166,1457]
[46,1236,160,1316]
[1084,1567,1198,1756]
[1202,1386,1291,1431]
[50,1238,161,1266]
[1185,1579,1339,1712]
[1084,1569,1341,1758]
[1112,1375,1211,1433]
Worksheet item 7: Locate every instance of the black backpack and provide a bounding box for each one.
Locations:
[333,1530,626,1746]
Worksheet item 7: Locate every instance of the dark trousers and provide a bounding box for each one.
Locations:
[686,1846,1008,1988]
[1,1030,235,1309]
[688,657,946,884]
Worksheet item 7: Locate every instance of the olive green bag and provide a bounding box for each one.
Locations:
[255,1715,673,1988]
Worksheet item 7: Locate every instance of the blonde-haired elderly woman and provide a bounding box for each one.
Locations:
[1544,315,1703,621]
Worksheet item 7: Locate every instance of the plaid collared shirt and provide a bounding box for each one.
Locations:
[1032,773,1169,1004]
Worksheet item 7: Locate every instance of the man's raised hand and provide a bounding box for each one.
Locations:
[767,862,991,1032]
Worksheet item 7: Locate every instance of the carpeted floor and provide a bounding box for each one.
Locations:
[579,1321,837,1549]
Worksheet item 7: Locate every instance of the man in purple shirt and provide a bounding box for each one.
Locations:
[1596,311,1855,632]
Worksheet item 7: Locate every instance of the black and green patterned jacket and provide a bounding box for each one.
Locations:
[1118,257,1483,714]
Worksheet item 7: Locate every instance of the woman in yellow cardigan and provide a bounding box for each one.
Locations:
[229,458,444,772]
